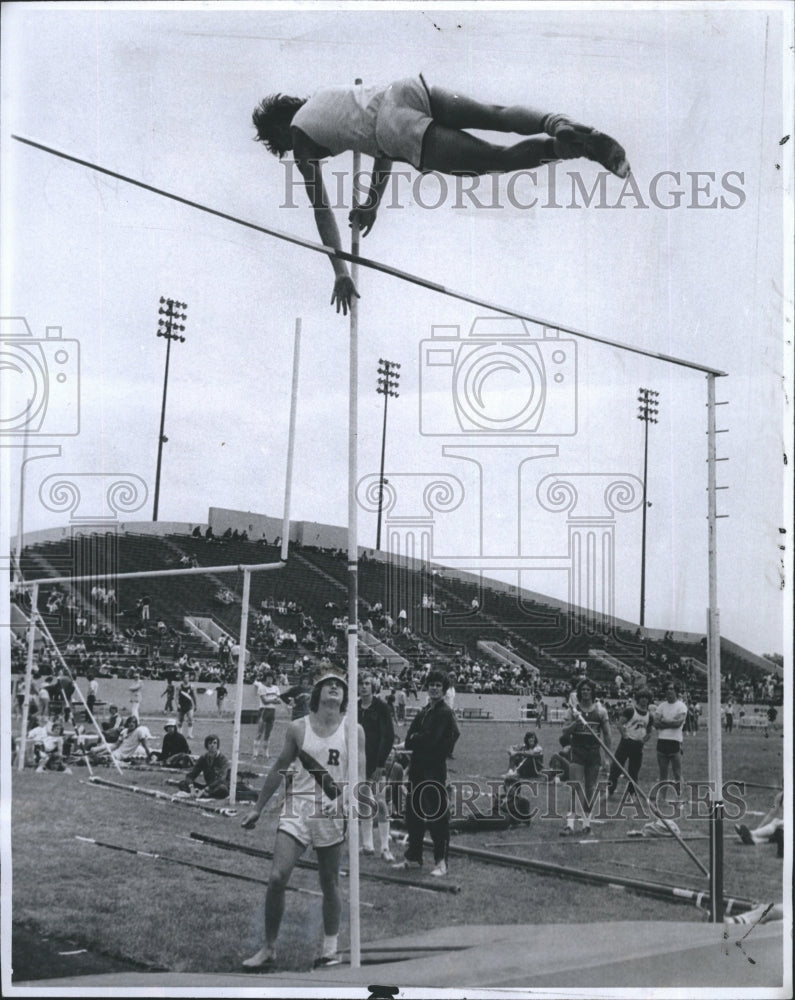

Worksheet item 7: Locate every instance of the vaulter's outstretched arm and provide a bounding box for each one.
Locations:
[293,131,360,315]
[349,156,394,237]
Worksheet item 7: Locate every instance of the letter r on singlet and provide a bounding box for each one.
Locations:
[327,749,340,766]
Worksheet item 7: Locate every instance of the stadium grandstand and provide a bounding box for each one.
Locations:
[10,508,783,718]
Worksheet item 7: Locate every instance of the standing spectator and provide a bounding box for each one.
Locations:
[140,595,151,621]
[607,689,653,800]
[240,666,365,971]
[128,671,142,722]
[560,679,611,836]
[177,674,196,739]
[178,734,231,798]
[394,686,406,726]
[393,670,459,877]
[215,682,228,716]
[652,681,688,807]
[357,673,395,861]
[253,669,281,758]
[280,671,313,721]
[160,719,193,767]
[86,674,99,718]
[162,678,175,714]
[724,698,735,734]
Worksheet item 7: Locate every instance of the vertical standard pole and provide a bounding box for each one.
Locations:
[229,568,252,805]
[639,416,649,627]
[705,373,724,921]
[17,582,39,770]
[376,386,389,550]
[281,319,301,562]
[347,78,362,971]
[152,333,173,522]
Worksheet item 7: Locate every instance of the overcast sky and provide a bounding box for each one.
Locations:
[1,3,791,658]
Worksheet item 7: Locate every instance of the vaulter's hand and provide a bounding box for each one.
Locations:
[348,205,377,237]
[241,810,260,830]
[330,274,360,315]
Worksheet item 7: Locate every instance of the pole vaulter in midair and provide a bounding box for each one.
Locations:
[252,75,630,313]
[13,114,729,951]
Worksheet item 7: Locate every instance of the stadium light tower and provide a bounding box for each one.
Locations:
[637,387,660,627]
[152,297,187,521]
[375,358,401,549]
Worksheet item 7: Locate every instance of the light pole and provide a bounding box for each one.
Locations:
[152,297,187,521]
[375,358,400,549]
[637,387,660,627]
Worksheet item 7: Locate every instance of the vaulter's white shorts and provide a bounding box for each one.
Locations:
[278,796,346,850]
[376,76,434,171]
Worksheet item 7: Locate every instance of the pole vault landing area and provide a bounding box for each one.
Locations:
[15,920,785,991]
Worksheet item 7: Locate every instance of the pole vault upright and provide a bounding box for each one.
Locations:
[346,79,363,971]
[706,373,727,920]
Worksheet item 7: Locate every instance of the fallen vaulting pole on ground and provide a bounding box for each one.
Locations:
[432,840,756,915]
[75,837,323,899]
[88,776,237,815]
[189,831,460,895]
[10,134,726,377]
[481,835,710,848]
[565,706,709,876]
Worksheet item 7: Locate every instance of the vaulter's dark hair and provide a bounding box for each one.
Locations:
[309,677,349,714]
[252,94,306,157]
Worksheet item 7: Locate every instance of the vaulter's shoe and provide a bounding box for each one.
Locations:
[556,125,631,178]
[242,948,277,972]
[313,953,342,968]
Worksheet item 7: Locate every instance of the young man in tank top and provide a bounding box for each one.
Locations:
[252,77,631,313]
[607,689,654,800]
[240,664,365,972]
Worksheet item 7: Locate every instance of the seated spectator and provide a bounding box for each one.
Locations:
[102,705,124,742]
[92,716,154,764]
[178,734,230,798]
[28,718,70,773]
[507,731,545,780]
[735,791,784,857]
[159,719,193,768]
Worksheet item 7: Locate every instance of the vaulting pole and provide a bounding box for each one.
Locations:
[229,567,252,805]
[281,319,301,563]
[16,582,39,771]
[347,78,363,971]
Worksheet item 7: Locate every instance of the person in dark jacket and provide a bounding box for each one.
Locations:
[160,718,193,768]
[393,670,459,877]
[357,673,395,860]
[178,734,230,798]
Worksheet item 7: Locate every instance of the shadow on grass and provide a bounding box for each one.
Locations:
[12,921,167,982]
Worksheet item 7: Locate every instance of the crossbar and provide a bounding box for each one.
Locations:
[19,561,284,586]
[12,134,726,376]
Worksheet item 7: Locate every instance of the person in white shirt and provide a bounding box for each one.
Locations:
[253,668,281,759]
[652,681,688,806]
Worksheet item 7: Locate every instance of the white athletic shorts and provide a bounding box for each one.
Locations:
[375,76,433,171]
[278,796,346,849]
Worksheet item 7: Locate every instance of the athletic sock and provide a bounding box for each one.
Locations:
[360,818,374,852]
[379,819,391,851]
[566,814,576,830]
[322,934,338,957]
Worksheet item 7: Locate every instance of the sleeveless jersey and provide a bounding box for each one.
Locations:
[290,715,348,804]
[570,702,608,748]
[292,83,386,158]
[623,706,651,742]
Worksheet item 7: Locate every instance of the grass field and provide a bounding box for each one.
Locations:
[10,711,785,977]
